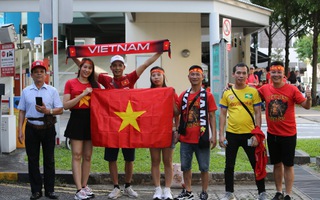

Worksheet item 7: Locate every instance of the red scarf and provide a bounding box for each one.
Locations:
[66,39,171,58]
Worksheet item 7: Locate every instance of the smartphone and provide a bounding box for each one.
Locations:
[247,138,253,146]
[35,97,43,106]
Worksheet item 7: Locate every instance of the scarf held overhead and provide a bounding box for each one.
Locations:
[66,39,171,58]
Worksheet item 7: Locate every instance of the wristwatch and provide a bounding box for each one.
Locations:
[50,109,53,115]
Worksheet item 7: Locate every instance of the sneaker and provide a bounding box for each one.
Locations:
[83,185,95,198]
[163,187,173,200]
[153,186,162,200]
[284,195,291,200]
[257,192,268,200]
[74,189,89,200]
[272,192,284,200]
[174,189,194,200]
[123,186,138,198]
[108,187,122,199]
[199,191,208,200]
[221,192,236,200]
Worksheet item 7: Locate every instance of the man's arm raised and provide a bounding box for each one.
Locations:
[72,57,81,67]
[136,52,162,77]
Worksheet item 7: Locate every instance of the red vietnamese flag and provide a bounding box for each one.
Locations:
[91,87,174,148]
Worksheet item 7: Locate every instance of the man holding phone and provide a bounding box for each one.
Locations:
[36,97,43,106]
[18,60,63,199]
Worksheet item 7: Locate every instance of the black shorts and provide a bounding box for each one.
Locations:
[267,132,296,167]
[104,148,135,162]
[64,109,91,140]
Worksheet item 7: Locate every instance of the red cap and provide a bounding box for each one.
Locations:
[31,60,47,72]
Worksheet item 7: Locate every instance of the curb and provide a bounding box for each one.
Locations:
[0,172,18,181]
[3,170,275,185]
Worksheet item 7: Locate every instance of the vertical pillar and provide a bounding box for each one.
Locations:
[209,11,221,129]
[52,0,59,92]
[52,0,61,141]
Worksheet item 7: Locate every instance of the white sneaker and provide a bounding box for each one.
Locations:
[74,189,89,200]
[83,185,95,198]
[153,186,162,200]
[123,186,138,198]
[221,192,236,200]
[108,187,122,199]
[163,187,173,200]
[257,192,268,200]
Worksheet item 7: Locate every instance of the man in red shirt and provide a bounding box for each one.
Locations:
[258,61,311,200]
[174,65,217,200]
[73,52,162,199]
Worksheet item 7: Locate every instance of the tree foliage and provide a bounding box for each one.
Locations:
[251,0,305,75]
[251,0,280,67]
[295,0,320,106]
[271,48,284,63]
[294,35,313,62]
[252,0,320,106]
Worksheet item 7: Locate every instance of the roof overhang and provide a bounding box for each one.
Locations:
[0,0,271,34]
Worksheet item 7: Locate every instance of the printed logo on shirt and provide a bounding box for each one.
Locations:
[187,101,200,128]
[268,99,288,121]
[121,79,129,86]
[229,95,235,101]
[244,93,253,99]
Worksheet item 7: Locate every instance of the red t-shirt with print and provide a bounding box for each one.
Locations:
[98,71,139,89]
[64,78,99,109]
[258,83,306,136]
[177,90,217,144]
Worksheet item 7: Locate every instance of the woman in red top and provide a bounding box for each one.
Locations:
[149,66,179,200]
[63,58,99,200]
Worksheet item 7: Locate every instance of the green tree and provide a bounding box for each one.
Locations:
[251,0,280,67]
[294,35,313,61]
[252,0,305,75]
[295,0,320,106]
[271,48,284,63]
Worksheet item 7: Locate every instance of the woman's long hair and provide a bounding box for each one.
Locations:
[77,58,99,88]
[150,66,167,88]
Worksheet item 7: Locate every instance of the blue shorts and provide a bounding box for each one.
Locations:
[267,132,296,167]
[104,148,135,162]
[180,142,210,172]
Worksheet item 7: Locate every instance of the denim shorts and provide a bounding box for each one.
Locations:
[180,142,210,172]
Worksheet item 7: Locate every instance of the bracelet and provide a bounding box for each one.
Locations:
[50,109,53,115]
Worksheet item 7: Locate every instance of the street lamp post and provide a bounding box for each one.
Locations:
[34,37,42,60]
[23,40,34,85]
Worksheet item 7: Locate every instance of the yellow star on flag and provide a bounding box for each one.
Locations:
[78,95,91,107]
[114,100,146,132]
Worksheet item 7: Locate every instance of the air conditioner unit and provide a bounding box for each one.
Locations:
[0,24,17,44]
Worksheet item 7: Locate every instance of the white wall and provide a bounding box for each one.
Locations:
[125,13,201,95]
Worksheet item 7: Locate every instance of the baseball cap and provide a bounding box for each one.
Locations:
[31,60,47,72]
[110,55,125,65]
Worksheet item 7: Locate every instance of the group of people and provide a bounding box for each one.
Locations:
[219,61,311,200]
[17,55,311,200]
